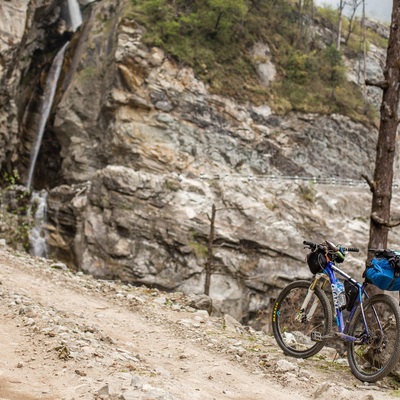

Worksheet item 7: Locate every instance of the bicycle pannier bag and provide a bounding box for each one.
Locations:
[306,250,327,274]
[344,280,358,311]
[365,251,400,291]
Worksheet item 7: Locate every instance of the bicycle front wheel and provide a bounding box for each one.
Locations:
[347,293,400,382]
[271,280,333,358]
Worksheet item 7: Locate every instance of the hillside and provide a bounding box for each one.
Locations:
[0,244,398,400]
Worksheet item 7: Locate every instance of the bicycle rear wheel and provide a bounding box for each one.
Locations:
[347,293,400,382]
[271,280,333,358]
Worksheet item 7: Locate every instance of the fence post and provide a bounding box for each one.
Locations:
[204,203,216,296]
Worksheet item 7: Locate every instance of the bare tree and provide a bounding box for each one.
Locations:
[337,0,347,50]
[361,0,367,98]
[297,0,305,45]
[344,0,362,45]
[364,0,400,255]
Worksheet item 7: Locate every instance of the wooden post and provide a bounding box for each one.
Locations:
[204,204,216,296]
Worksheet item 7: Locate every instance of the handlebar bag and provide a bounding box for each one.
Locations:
[365,255,400,291]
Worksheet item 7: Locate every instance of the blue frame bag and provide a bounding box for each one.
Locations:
[365,251,400,291]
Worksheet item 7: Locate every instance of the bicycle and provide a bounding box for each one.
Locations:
[271,240,400,382]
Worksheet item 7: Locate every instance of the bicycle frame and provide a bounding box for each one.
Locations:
[301,260,372,343]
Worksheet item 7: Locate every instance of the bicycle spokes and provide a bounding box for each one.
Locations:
[272,281,332,358]
[347,294,400,382]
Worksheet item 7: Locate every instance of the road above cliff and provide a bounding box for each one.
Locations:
[0,245,396,400]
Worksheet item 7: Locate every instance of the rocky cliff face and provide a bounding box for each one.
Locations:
[1,0,399,323]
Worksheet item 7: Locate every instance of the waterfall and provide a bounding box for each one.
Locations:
[26,42,69,189]
[26,0,82,189]
[28,190,49,258]
[25,0,83,258]
[67,0,83,32]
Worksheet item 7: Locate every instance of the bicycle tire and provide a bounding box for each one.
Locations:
[271,280,333,358]
[347,293,400,382]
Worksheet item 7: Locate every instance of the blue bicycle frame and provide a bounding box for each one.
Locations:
[315,260,371,343]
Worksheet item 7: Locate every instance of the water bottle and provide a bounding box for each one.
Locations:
[332,280,347,310]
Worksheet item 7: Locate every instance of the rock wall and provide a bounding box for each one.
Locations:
[0,0,33,170]
[45,164,400,322]
[53,1,379,183]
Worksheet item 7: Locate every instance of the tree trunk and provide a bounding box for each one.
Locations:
[367,0,400,256]
[336,0,345,50]
[344,0,361,46]
[362,0,367,98]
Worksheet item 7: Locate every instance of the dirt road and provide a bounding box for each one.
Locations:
[0,246,396,399]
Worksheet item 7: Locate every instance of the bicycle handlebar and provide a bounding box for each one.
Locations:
[344,247,360,252]
[303,240,317,248]
[369,248,386,253]
[368,248,397,257]
[303,240,359,253]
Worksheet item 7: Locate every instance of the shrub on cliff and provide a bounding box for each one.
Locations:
[129,0,381,124]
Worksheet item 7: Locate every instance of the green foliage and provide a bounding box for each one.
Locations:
[297,184,316,204]
[1,170,21,187]
[164,178,180,191]
[132,0,247,44]
[285,52,315,84]
[320,45,346,87]
[272,43,376,122]
[77,67,98,84]
[188,241,208,259]
[128,0,386,123]
[0,170,33,251]
[317,4,339,30]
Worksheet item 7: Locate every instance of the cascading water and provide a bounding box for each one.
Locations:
[27,0,82,257]
[26,42,69,189]
[28,191,49,257]
[67,0,83,32]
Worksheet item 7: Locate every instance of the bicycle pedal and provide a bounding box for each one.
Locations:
[311,332,323,342]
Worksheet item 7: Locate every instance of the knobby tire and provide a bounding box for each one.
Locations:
[271,280,333,358]
[347,293,400,382]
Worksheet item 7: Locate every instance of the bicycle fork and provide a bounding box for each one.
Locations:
[296,275,325,323]
[296,275,337,342]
